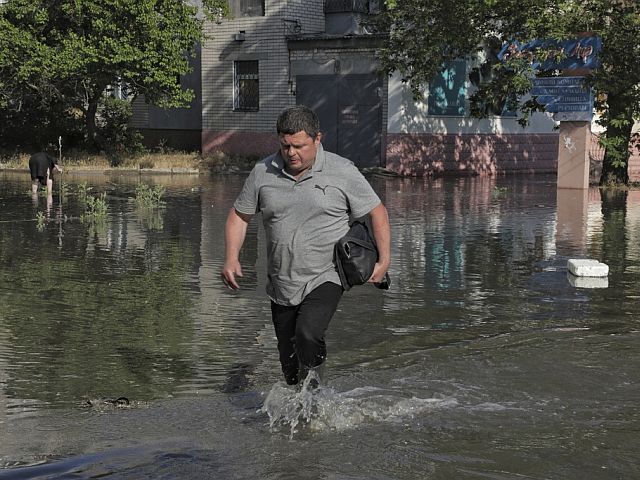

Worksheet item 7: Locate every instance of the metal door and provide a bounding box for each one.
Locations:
[296,74,382,167]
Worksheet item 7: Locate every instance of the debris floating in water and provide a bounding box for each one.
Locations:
[81,396,147,412]
[567,259,609,277]
[567,259,609,289]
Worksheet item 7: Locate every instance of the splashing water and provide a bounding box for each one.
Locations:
[260,371,320,439]
[260,371,458,438]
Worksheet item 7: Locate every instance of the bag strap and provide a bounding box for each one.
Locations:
[338,236,378,253]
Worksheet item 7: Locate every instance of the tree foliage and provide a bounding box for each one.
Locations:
[373,0,640,184]
[0,0,228,151]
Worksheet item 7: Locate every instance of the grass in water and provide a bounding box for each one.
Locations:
[59,181,70,198]
[135,183,165,208]
[76,183,93,200]
[492,186,509,199]
[80,192,108,223]
[35,211,46,231]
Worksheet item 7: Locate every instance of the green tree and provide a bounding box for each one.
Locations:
[0,0,228,150]
[373,0,640,185]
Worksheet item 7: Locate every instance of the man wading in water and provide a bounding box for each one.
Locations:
[29,151,63,196]
[221,105,391,387]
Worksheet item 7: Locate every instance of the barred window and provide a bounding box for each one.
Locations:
[234,61,259,111]
[324,0,370,13]
[229,0,265,17]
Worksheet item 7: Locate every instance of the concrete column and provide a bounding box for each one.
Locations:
[557,121,591,189]
[556,187,589,255]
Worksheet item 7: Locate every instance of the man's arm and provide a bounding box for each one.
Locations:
[49,154,62,173]
[221,207,253,290]
[368,202,391,284]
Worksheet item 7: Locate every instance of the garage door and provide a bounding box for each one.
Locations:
[296,74,382,168]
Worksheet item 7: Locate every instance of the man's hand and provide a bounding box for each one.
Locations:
[369,261,389,284]
[367,203,391,285]
[221,207,252,290]
[221,259,243,290]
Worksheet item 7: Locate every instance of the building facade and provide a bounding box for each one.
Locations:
[201,0,322,158]
[386,69,560,177]
[133,0,639,180]
[130,44,203,152]
[201,0,386,168]
[197,0,587,177]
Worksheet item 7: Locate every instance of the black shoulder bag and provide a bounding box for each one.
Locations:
[334,218,390,291]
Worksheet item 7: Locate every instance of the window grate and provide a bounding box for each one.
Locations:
[230,0,265,17]
[234,61,259,111]
[324,0,369,14]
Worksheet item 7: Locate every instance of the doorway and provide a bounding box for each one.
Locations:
[296,74,383,168]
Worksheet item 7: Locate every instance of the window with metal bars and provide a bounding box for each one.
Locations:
[324,0,370,13]
[229,0,265,17]
[234,61,259,111]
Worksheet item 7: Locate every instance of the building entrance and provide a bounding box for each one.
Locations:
[296,74,382,167]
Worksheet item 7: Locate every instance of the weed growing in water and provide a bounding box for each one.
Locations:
[492,186,509,199]
[76,183,92,200]
[59,181,70,198]
[135,183,165,208]
[80,192,108,223]
[35,211,46,231]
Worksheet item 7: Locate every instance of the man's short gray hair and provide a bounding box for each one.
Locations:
[276,105,320,139]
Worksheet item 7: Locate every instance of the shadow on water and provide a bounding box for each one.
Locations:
[1,171,640,478]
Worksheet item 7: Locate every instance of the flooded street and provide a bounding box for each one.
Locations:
[0,170,638,479]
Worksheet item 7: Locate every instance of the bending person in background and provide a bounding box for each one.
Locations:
[221,105,390,387]
[29,151,62,196]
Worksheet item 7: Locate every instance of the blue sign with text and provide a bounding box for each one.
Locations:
[499,36,602,71]
[531,77,593,121]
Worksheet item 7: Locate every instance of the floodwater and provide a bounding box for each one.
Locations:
[0,170,638,479]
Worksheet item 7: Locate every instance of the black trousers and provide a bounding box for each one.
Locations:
[270,282,343,382]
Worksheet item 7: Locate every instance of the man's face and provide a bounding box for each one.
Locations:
[279,130,320,177]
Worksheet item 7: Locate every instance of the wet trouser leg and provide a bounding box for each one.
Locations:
[270,282,343,384]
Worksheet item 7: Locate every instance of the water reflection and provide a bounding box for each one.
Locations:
[2,171,640,476]
[379,176,560,323]
[1,172,640,405]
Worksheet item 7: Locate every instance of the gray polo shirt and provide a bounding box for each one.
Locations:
[234,144,381,306]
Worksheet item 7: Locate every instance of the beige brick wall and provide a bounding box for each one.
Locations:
[202,0,325,135]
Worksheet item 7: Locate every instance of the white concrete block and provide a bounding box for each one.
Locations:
[567,272,609,289]
[567,259,609,277]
